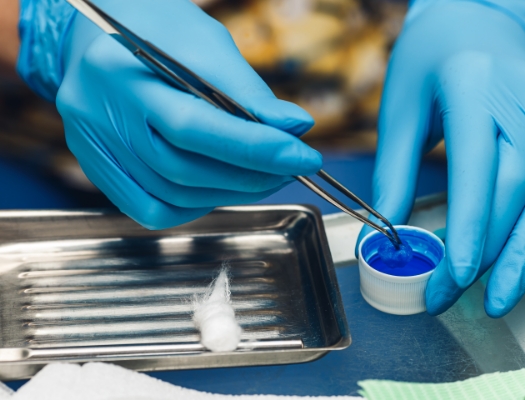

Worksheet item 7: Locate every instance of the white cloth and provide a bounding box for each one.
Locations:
[9,363,362,400]
[0,381,13,399]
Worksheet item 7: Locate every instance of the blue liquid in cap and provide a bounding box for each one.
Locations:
[368,252,435,277]
[363,228,442,277]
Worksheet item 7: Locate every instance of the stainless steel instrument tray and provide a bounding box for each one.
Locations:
[0,205,350,380]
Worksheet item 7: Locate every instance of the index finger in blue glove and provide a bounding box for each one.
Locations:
[72,29,313,176]
[440,56,499,289]
[356,59,431,253]
[145,87,322,177]
[114,62,309,192]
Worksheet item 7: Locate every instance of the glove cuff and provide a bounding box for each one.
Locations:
[17,0,76,102]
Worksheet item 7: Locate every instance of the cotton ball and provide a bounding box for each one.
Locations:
[194,302,241,352]
[193,267,241,352]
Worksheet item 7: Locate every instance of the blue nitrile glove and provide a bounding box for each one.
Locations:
[356,0,525,317]
[17,0,322,229]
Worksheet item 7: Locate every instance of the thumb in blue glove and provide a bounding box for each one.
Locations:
[356,0,525,317]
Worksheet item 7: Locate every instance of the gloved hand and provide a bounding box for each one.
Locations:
[19,0,322,229]
[356,0,525,317]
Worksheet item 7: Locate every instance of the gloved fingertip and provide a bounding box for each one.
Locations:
[484,280,519,318]
[449,264,477,289]
[299,147,323,175]
[253,98,315,137]
[484,293,510,318]
[425,286,449,316]
[283,105,315,136]
[425,308,441,317]
[424,258,463,316]
[266,141,321,177]
[425,287,455,316]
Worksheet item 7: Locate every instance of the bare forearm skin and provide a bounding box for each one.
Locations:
[0,0,20,77]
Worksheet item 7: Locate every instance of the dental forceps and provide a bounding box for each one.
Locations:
[66,0,402,246]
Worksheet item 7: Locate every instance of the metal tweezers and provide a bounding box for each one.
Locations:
[66,0,401,246]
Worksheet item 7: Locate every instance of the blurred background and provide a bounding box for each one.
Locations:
[0,0,447,213]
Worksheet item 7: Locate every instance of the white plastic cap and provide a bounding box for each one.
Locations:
[358,226,445,315]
